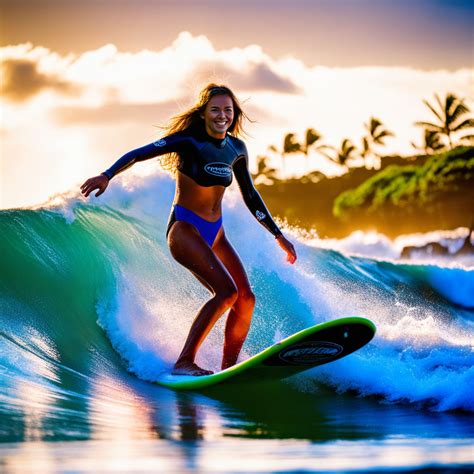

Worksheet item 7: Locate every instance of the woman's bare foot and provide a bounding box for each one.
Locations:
[172,361,214,376]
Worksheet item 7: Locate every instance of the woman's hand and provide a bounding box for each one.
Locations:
[80,174,109,198]
[276,234,297,264]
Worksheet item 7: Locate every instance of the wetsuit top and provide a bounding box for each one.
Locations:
[102,127,282,237]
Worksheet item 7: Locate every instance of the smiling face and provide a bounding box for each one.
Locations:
[201,94,235,139]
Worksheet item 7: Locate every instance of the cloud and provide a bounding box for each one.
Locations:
[1,58,81,102]
[192,60,301,94]
[0,33,301,105]
[52,100,187,126]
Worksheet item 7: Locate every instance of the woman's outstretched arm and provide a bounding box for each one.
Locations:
[233,147,297,264]
[80,133,188,197]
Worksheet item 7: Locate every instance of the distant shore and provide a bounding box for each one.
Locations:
[257,147,474,239]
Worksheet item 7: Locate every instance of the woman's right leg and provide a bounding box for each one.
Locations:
[167,222,238,376]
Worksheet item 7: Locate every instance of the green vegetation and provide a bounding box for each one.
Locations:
[333,147,474,218]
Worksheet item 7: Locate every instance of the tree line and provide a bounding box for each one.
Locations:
[254,92,474,183]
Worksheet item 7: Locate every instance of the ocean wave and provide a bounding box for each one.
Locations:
[1,171,473,412]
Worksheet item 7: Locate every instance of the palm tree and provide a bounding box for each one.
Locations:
[252,155,278,185]
[302,128,331,171]
[415,92,474,149]
[410,130,444,155]
[282,132,302,178]
[363,117,394,168]
[303,128,321,155]
[329,138,357,168]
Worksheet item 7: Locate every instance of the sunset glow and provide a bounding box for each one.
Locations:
[1,1,473,209]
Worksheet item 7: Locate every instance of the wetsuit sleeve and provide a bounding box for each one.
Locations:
[102,133,187,179]
[233,146,282,238]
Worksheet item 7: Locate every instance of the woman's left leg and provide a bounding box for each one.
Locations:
[212,230,256,370]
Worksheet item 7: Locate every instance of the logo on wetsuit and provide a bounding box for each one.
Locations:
[204,163,232,177]
[255,210,266,221]
[153,139,167,147]
[278,341,343,365]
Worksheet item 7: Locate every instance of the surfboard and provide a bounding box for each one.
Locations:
[156,316,376,390]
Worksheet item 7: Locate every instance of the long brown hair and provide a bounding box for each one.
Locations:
[159,84,250,173]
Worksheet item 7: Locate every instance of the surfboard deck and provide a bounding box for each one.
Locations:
[156,316,376,390]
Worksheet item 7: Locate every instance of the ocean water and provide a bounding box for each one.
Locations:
[1,172,473,473]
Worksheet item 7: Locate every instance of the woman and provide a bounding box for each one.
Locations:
[81,84,297,376]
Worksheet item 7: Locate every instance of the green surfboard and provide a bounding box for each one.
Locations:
[156,316,376,390]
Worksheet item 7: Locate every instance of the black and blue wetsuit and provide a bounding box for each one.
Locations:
[102,127,282,245]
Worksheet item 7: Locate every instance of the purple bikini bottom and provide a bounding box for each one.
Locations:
[166,204,223,247]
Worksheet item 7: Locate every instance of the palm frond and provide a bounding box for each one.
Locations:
[446,103,468,127]
[373,129,394,143]
[414,121,444,132]
[305,128,321,146]
[451,117,474,132]
[320,148,335,160]
[369,118,383,135]
[268,144,278,153]
[283,133,301,154]
[341,138,357,157]
[444,93,457,118]
[361,137,370,156]
[304,128,323,155]
[423,97,444,123]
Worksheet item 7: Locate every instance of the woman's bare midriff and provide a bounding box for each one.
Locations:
[174,171,226,222]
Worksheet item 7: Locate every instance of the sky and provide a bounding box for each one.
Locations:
[1,0,473,209]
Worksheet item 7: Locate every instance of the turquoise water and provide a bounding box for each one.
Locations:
[1,173,473,473]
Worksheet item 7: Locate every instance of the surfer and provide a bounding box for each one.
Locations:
[80,84,297,376]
